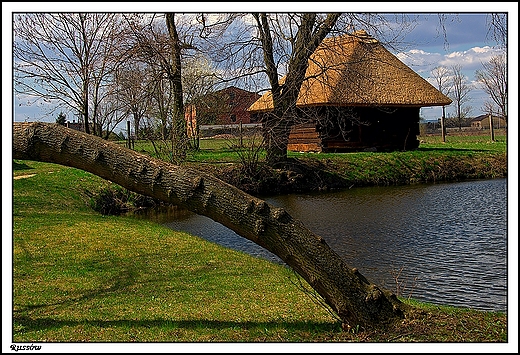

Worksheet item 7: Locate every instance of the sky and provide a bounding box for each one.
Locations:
[4,3,518,125]
[392,12,509,121]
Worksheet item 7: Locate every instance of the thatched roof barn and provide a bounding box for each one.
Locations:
[248,30,452,152]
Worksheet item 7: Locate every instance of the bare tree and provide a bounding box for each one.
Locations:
[475,54,507,122]
[165,13,188,161]
[486,13,507,50]
[192,13,343,164]
[195,13,417,164]
[449,64,472,130]
[251,13,341,164]
[124,13,198,161]
[182,54,219,148]
[114,62,155,140]
[431,66,452,141]
[94,86,129,140]
[14,13,129,136]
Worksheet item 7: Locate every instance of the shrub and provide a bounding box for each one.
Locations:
[87,185,132,216]
[86,184,161,215]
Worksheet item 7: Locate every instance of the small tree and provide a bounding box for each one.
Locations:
[125,13,196,163]
[56,112,66,125]
[449,64,472,130]
[431,66,451,142]
[475,54,507,122]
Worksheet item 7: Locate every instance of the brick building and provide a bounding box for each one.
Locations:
[186,86,261,128]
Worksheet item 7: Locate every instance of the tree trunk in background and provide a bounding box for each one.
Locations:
[441,106,446,143]
[166,13,187,162]
[13,122,409,330]
[254,13,341,165]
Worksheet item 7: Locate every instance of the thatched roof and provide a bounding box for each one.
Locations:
[248,30,452,113]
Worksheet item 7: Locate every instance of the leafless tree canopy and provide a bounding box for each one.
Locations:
[487,13,507,49]
[14,13,131,136]
[475,54,507,121]
[449,64,473,129]
[14,12,418,160]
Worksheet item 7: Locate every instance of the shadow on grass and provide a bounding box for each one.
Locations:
[13,160,34,171]
[13,315,340,334]
[416,147,496,153]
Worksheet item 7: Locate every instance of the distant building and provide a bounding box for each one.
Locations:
[65,120,102,133]
[470,114,507,129]
[65,120,84,131]
[185,86,261,129]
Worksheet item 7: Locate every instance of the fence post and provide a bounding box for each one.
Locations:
[239,121,243,148]
[127,121,131,149]
[489,114,495,142]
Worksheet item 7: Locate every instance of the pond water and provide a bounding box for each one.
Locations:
[131,178,508,312]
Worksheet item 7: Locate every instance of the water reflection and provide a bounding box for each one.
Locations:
[129,179,507,311]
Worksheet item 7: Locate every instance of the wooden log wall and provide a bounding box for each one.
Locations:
[287,123,322,152]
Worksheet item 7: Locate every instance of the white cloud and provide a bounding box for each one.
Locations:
[398,45,504,74]
[471,46,494,54]
[439,46,504,70]
[396,50,443,73]
[397,45,507,120]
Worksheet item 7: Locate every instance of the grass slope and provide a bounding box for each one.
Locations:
[11,135,508,344]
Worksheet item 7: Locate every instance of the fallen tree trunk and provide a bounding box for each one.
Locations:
[13,122,409,329]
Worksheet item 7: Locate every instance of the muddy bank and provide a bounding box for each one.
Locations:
[188,153,508,196]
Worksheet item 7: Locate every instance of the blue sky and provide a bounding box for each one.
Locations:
[5,3,517,124]
[393,12,509,121]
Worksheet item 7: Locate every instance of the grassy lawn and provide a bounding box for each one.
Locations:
[11,162,340,342]
[10,157,509,346]
[196,132,507,192]
[121,131,507,167]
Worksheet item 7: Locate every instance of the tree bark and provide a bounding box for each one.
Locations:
[13,122,408,329]
[166,13,187,162]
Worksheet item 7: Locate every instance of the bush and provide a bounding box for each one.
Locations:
[87,185,132,216]
[87,184,161,215]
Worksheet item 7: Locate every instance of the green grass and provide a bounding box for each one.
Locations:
[192,133,507,191]
[11,159,508,343]
[129,132,507,159]
[12,162,340,342]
